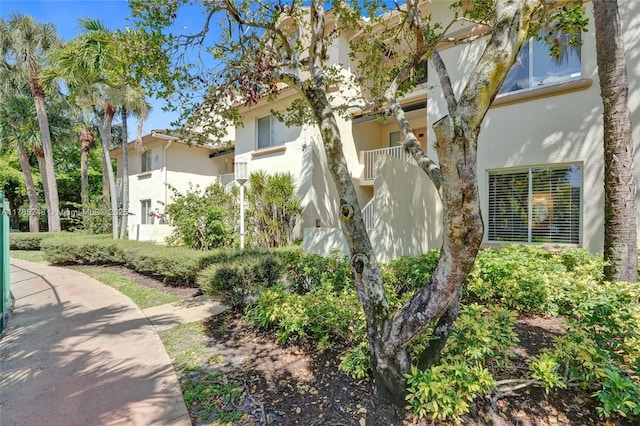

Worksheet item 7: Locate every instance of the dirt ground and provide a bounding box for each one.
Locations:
[81,265,633,425]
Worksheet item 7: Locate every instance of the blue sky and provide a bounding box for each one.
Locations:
[0,0,187,137]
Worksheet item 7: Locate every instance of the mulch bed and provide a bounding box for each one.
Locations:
[74,264,634,425]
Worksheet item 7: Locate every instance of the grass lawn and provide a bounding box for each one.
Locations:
[159,323,242,424]
[78,268,182,310]
[10,250,47,262]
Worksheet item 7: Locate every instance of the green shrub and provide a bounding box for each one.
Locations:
[10,232,59,250]
[405,304,518,421]
[382,249,439,295]
[41,234,124,265]
[164,183,235,250]
[246,171,302,248]
[41,235,210,286]
[282,251,352,293]
[246,285,365,349]
[529,281,640,419]
[197,254,283,308]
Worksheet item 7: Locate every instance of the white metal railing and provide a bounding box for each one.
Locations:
[220,172,235,186]
[362,198,375,230]
[363,146,414,181]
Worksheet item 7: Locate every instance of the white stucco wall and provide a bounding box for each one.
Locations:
[112,135,229,230]
[424,0,640,254]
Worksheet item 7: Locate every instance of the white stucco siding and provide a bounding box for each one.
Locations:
[424,1,640,253]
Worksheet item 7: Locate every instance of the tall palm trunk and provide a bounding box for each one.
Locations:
[34,148,51,231]
[16,146,40,232]
[28,70,61,232]
[95,103,119,239]
[119,106,129,239]
[593,0,638,283]
[79,126,94,205]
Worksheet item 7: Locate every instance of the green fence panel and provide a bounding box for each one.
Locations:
[0,190,9,332]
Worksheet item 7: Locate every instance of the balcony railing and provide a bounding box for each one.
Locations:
[363,145,414,181]
[362,198,375,231]
[220,172,235,186]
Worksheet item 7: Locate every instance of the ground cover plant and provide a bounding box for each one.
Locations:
[243,245,640,423]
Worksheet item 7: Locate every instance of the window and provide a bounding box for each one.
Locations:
[140,199,151,225]
[389,131,401,147]
[141,150,152,173]
[257,115,286,149]
[488,163,581,244]
[499,31,581,95]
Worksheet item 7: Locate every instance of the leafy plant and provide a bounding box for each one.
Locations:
[164,183,235,250]
[246,171,302,248]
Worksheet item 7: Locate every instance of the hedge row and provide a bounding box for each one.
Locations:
[36,234,308,288]
[9,232,66,250]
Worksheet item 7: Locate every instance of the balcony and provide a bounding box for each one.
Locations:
[361,146,415,185]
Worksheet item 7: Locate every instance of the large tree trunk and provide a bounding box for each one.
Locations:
[303,0,538,407]
[34,148,51,231]
[28,71,61,232]
[101,154,111,209]
[95,103,119,239]
[120,107,129,239]
[16,146,40,233]
[79,126,94,206]
[593,0,637,283]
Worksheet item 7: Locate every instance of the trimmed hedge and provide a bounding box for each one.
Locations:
[9,232,64,250]
[39,234,302,288]
[41,235,213,286]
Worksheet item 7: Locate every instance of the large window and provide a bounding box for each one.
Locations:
[488,163,581,244]
[257,115,286,149]
[140,199,151,225]
[499,31,581,95]
[141,150,152,173]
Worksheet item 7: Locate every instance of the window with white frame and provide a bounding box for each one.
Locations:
[141,150,152,173]
[488,163,581,244]
[257,114,286,149]
[499,31,581,95]
[140,199,151,225]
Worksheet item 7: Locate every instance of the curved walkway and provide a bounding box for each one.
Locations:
[0,259,191,426]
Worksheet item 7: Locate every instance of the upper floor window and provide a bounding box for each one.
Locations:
[499,31,581,95]
[257,115,286,149]
[141,150,152,173]
[488,163,581,245]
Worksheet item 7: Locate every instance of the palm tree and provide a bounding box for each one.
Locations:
[0,94,40,232]
[48,20,121,238]
[593,0,637,283]
[0,13,62,232]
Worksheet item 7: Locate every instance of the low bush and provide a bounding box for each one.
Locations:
[197,253,284,308]
[246,285,365,350]
[281,251,352,293]
[10,232,61,250]
[405,304,519,421]
[41,235,210,286]
[382,250,439,295]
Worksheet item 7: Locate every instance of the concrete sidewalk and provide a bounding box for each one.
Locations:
[0,259,191,426]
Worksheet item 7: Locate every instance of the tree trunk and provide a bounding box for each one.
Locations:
[34,148,51,231]
[120,106,129,239]
[593,0,638,283]
[28,70,61,232]
[95,103,119,239]
[79,126,94,206]
[301,0,538,407]
[101,153,111,209]
[16,146,40,233]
